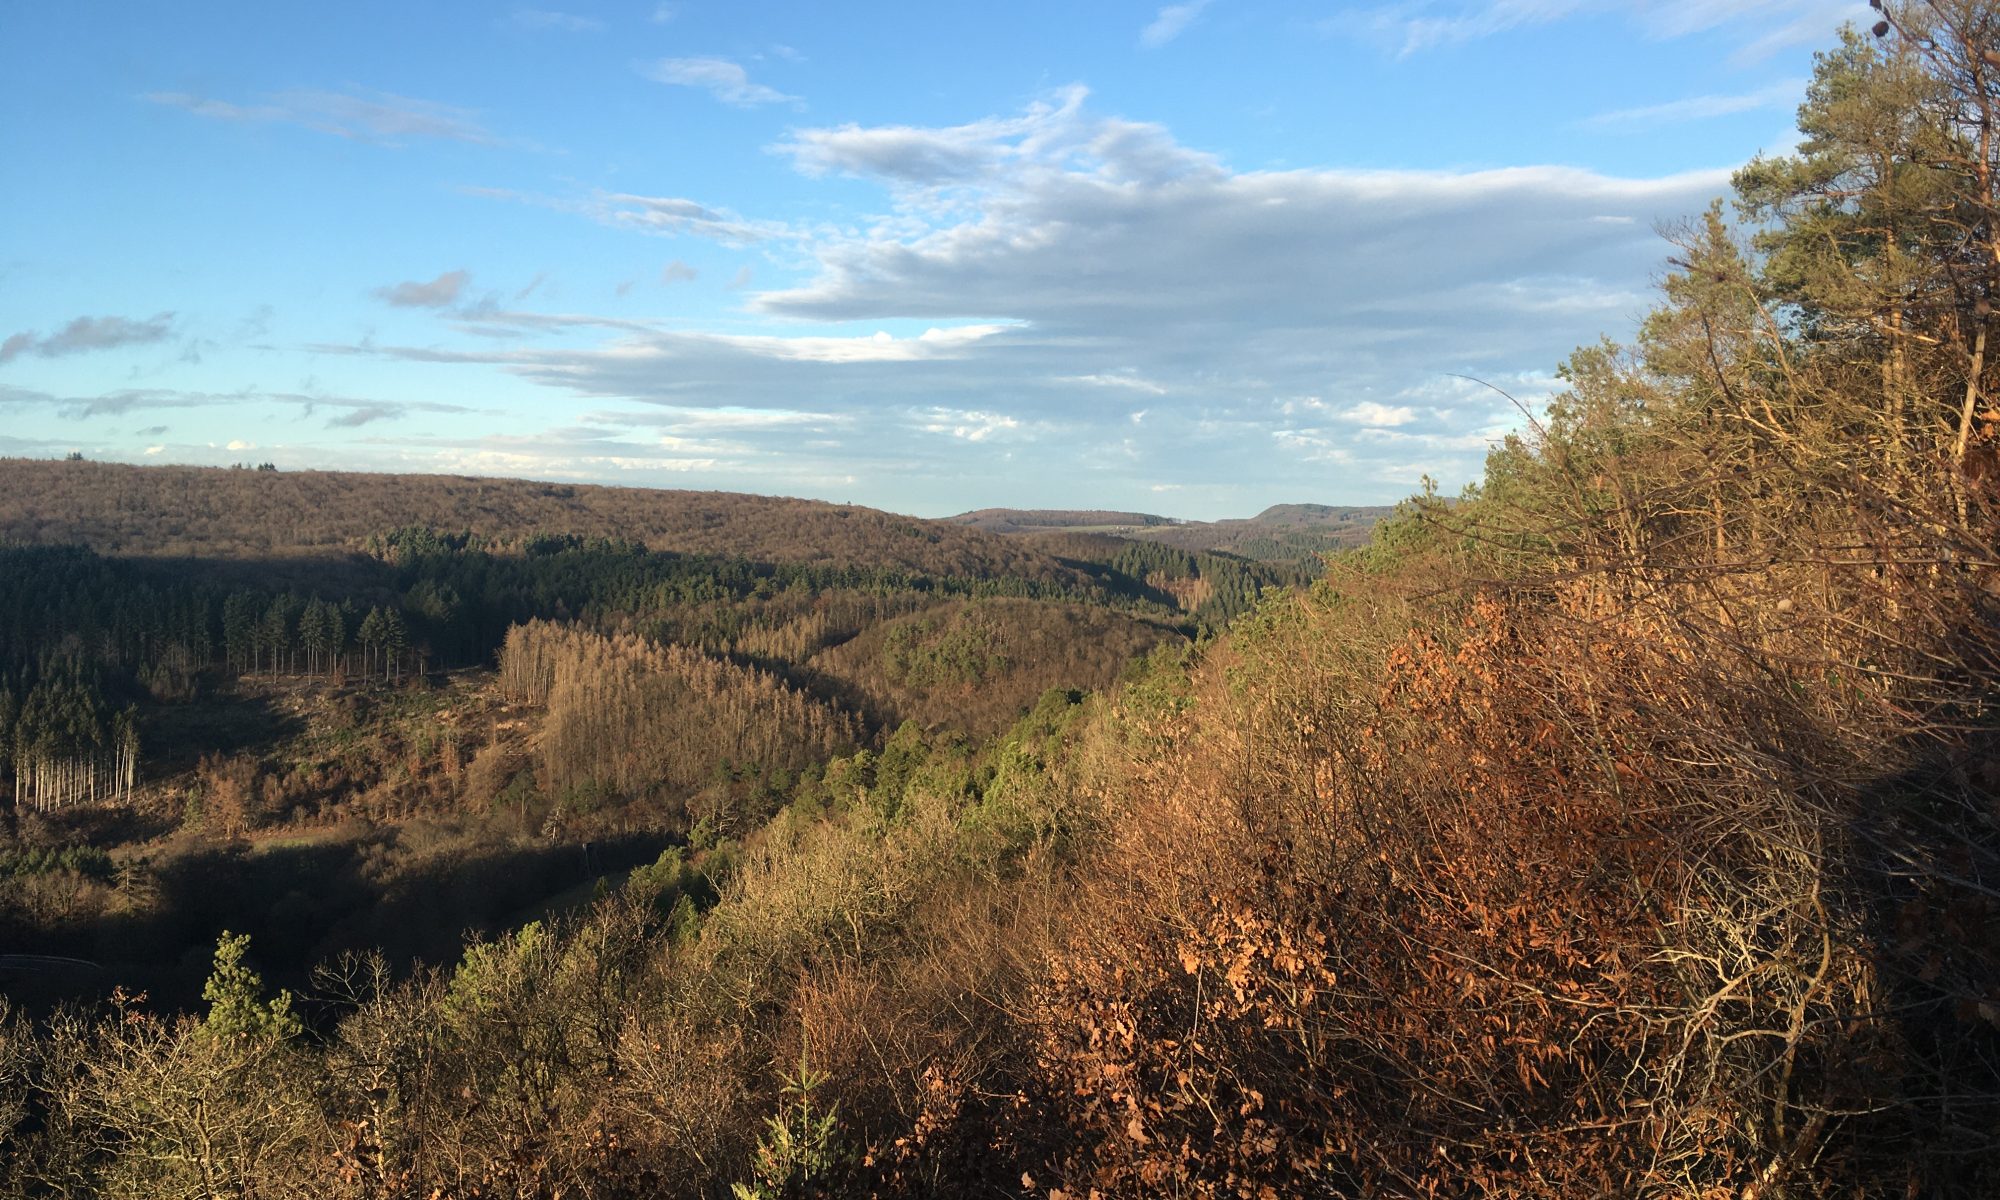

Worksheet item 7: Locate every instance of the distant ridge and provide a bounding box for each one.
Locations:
[0,458,1090,585]
[947,502,1394,562]
[950,508,1184,532]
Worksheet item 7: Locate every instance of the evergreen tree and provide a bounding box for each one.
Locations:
[259,594,301,677]
[225,592,262,676]
[380,607,408,680]
[357,607,386,678]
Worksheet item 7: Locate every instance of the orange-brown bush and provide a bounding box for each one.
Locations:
[999,570,1983,1197]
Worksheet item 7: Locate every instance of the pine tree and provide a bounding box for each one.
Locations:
[380,607,408,680]
[260,596,300,679]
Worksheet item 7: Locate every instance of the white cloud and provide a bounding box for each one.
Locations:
[353,424,752,480]
[143,444,165,455]
[226,439,254,450]
[593,405,845,431]
[707,324,1010,363]
[916,407,1024,442]
[661,259,699,283]
[1142,0,1214,48]
[643,57,795,107]
[320,91,1734,506]
[1338,401,1418,427]
[756,93,1723,346]
[1272,429,1355,464]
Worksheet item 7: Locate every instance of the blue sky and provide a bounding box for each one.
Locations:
[1,1,1861,519]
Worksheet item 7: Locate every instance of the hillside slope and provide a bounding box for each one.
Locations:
[806,597,1183,735]
[0,459,1083,582]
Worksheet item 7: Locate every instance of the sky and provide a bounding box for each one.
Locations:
[0,1,1866,519]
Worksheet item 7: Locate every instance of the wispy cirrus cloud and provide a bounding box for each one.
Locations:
[1338,0,1852,62]
[588,405,845,432]
[145,87,503,146]
[0,384,251,418]
[505,8,604,33]
[598,194,786,243]
[317,322,1013,370]
[0,382,473,428]
[0,313,175,364]
[374,270,471,308]
[465,186,789,245]
[642,56,795,107]
[1141,0,1215,48]
[1583,78,1805,130]
[776,85,1091,184]
[1062,373,1169,396]
[281,393,479,428]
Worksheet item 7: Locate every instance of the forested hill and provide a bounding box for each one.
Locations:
[948,508,1182,532]
[0,458,1080,583]
[950,501,1393,561]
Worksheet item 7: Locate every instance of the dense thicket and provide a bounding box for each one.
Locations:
[4,666,138,812]
[808,596,1183,735]
[6,9,1998,1197]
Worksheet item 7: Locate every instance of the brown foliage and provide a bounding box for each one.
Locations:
[971,559,1980,1195]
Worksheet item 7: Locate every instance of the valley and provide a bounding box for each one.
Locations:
[0,460,1350,1012]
